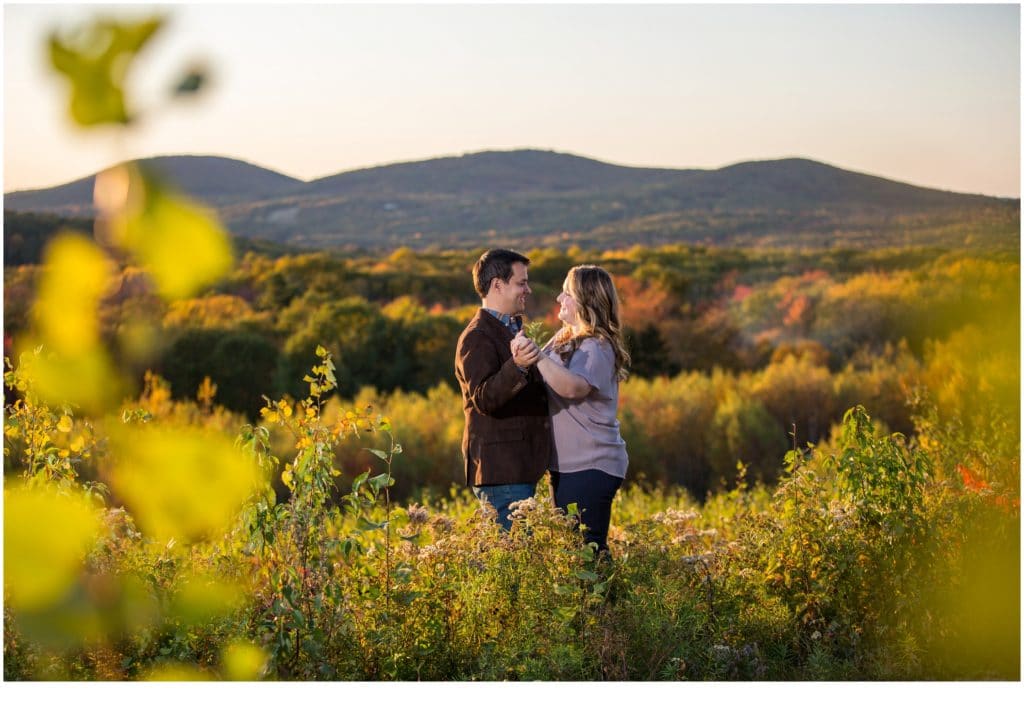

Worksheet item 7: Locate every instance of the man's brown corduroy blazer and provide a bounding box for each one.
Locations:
[454,310,552,487]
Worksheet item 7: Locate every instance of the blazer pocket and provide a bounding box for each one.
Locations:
[482,429,524,445]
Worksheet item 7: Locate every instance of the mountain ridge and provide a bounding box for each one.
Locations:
[4,149,1017,250]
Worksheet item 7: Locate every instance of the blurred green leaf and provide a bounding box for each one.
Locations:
[356,516,387,531]
[47,17,164,127]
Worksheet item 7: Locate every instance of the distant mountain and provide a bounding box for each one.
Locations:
[304,149,686,197]
[4,149,1018,250]
[4,155,303,215]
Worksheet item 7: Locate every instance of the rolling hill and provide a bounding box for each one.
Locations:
[4,149,1018,250]
[5,155,303,215]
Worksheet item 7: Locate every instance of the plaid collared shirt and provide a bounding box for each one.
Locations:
[484,308,523,336]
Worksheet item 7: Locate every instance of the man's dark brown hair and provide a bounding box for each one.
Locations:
[472,249,530,299]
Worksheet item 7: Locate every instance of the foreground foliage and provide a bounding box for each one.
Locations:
[4,347,1018,680]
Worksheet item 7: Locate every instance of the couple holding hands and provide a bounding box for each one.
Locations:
[455,249,629,553]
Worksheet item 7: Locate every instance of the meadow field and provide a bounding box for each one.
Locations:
[3,229,1019,680]
[3,11,1020,682]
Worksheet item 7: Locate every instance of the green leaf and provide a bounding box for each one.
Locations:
[555,605,577,622]
[294,446,313,472]
[367,449,388,461]
[368,473,394,491]
[351,470,370,494]
[575,569,598,582]
[356,516,387,531]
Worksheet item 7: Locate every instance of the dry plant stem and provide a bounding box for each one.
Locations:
[384,437,393,616]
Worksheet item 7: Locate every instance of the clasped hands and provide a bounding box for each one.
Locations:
[511,331,542,368]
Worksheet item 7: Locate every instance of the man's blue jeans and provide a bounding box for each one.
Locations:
[472,482,536,530]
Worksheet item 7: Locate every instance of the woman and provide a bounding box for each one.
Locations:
[512,265,630,553]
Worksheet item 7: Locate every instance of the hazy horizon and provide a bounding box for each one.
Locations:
[4,3,1020,198]
[3,147,1020,202]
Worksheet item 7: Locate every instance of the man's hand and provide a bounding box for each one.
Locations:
[511,331,541,368]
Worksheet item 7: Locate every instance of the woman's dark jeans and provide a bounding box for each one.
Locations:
[550,469,623,552]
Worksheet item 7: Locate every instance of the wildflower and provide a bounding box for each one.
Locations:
[406,503,429,527]
[654,508,699,528]
[429,514,455,534]
[509,497,538,518]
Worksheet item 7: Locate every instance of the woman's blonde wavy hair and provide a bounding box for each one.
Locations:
[551,264,631,382]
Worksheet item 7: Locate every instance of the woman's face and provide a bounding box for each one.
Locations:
[557,277,580,327]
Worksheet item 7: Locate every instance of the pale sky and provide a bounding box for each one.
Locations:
[3,2,1021,198]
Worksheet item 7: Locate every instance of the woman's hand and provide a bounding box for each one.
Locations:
[511,331,541,368]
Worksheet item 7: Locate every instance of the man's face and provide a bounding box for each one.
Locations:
[492,262,531,315]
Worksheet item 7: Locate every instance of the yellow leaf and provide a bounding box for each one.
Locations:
[33,233,113,354]
[15,343,121,413]
[107,426,260,543]
[170,575,246,625]
[104,165,233,300]
[56,415,73,433]
[4,485,102,611]
[222,640,268,681]
[281,470,294,489]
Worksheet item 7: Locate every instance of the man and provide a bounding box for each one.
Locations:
[455,249,552,529]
